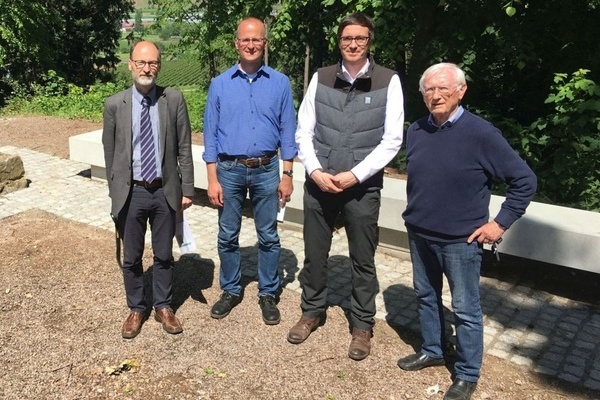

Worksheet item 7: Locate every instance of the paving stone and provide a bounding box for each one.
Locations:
[511,354,534,367]
[558,373,581,383]
[564,364,585,378]
[590,369,600,380]
[583,379,600,391]
[488,348,509,360]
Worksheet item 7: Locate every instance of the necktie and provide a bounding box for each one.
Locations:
[140,96,157,182]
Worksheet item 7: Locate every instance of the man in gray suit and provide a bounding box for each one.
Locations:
[102,41,194,339]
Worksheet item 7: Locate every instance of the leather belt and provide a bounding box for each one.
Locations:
[133,179,162,188]
[220,154,274,168]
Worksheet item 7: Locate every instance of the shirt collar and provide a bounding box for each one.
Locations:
[233,63,268,82]
[341,59,370,84]
[428,105,465,128]
[132,86,157,105]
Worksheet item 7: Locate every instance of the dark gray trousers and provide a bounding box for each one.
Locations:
[118,186,176,312]
[299,180,381,330]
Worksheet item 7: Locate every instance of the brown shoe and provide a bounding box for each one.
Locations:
[154,307,183,334]
[348,328,371,361]
[122,311,144,339]
[287,315,321,344]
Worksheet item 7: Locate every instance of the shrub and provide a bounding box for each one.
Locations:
[522,69,600,211]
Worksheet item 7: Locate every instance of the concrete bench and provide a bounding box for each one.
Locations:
[70,129,600,274]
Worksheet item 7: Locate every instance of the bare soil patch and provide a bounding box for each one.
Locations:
[0,115,597,399]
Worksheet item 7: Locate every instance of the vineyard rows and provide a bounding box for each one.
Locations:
[156,60,207,89]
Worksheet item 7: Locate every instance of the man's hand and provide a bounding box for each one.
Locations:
[310,169,342,193]
[332,171,359,190]
[467,220,505,244]
[181,196,193,211]
[278,175,293,203]
[206,162,223,207]
[207,181,223,207]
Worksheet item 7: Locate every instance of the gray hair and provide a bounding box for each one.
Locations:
[419,63,466,92]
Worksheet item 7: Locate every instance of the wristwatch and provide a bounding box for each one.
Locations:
[282,169,294,177]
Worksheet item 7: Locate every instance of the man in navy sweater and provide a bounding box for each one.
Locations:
[398,63,536,400]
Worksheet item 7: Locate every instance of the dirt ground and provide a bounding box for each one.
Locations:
[0,115,598,400]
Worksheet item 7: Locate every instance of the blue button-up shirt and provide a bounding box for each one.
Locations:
[202,63,297,162]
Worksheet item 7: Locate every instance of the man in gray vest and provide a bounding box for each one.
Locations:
[289,13,404,360]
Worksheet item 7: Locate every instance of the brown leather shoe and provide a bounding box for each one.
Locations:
[154,307,183,334]
[348,328,371,361]
[122,311,144,339]
[287,315,321,344]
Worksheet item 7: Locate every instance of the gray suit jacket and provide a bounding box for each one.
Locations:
[102,86,194,216]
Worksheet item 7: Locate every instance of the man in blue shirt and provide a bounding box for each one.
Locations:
[202,17,297,325]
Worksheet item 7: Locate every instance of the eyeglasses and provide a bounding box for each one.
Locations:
[422,85,461,97]
[339,36,370,47]
[236,37,267,47]
[130,59,160,69]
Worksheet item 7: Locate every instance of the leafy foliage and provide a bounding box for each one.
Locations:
[1,71,205,132]
[151,0,272,83]
[2,73,127,121]
[519,70,600,210]
[0,1,57,104]
[0,0,133,102]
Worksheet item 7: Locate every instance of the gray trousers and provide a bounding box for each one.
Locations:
[118,186,176,312]
[299,180,381,330]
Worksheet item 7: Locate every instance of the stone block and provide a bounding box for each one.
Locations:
[0,152,28,194]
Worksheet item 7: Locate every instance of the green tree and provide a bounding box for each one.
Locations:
[152,0,273,83]
[268,0,600,124]
[519,70,600,210]
[0,0,133,102]
[0,1,57,103]
[134,9,144,34]
[48,0,134,87]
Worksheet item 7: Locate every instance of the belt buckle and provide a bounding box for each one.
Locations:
[245,158,259,168]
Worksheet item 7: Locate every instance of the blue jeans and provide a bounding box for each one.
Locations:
[408,229,483,383]
[217,156,281,297]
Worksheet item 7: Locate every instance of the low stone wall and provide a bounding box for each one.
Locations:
[69,130,600,274]
[0,152,28,194]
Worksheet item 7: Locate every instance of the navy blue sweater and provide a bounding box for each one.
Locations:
[402,110,537,241]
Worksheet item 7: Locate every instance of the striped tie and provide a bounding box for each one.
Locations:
[140,96,157,182]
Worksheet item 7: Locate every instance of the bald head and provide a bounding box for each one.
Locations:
[129,41,161,61]
[236,17,265,38]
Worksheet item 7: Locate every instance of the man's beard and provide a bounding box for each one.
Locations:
[135,75,155,87]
